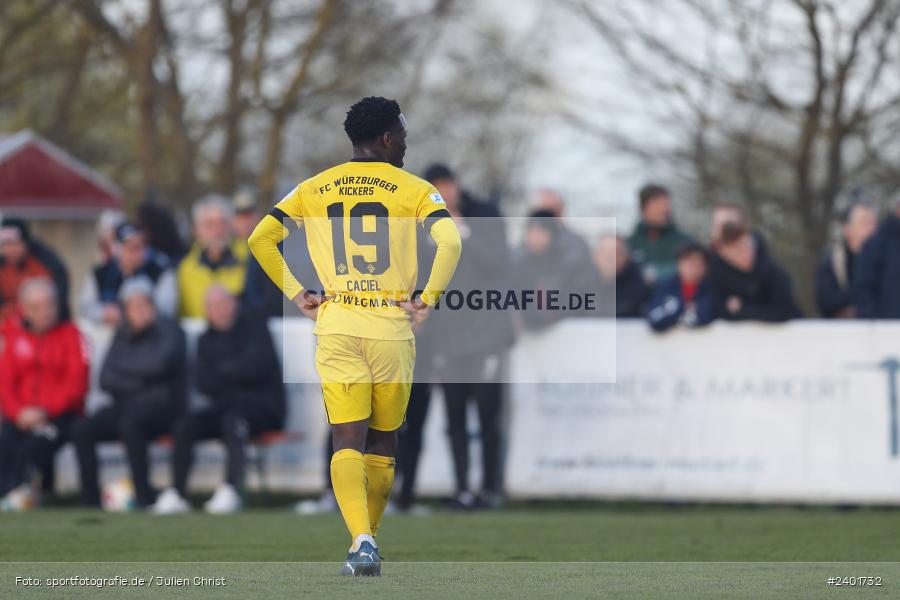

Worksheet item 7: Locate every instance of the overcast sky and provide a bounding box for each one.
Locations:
[477,0,655,230]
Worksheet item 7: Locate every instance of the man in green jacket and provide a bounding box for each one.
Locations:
[627,184,694,282]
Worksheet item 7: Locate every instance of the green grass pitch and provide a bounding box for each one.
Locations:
[2,503,899,599]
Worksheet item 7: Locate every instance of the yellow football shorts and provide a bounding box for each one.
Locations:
[315,334,416,431]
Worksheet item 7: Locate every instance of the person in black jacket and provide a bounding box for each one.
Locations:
[532,188,594,281]
[854,201,900,319]
[71,277,187,508]
[514,209,589,330]
[153,285,286,514]
[815,202,877,318]
[709,222,801,322]
[588,234,651,317]
[646,243,715,332]
[417,163,514,509]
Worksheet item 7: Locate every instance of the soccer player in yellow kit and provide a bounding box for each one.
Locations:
[248,97,461,576]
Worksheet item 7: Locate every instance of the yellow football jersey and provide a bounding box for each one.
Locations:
[249,158,455,340]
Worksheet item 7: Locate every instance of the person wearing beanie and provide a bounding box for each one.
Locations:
[71,277,187,508]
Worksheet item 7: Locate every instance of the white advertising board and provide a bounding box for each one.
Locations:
[67,319,900,504]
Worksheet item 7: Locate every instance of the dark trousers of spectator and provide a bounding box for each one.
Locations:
[171,404,281,496]
[323,434,333,492]
[0,414,77,496]
[72,402,176,507]
[396,382,432,509]
[442,380,503,495]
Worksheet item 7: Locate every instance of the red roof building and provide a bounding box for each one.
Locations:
[0,130,122,218]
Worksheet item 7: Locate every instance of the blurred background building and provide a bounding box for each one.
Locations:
[0,130,123,298]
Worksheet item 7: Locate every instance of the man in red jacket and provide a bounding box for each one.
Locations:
[0,277,89,502]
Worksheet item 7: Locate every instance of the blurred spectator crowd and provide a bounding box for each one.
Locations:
[0,195,286,514]
[515,183,900,331]
[1,165,899,514]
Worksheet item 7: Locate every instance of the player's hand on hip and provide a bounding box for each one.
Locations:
[294,290,331,321]
[397,297,430,331]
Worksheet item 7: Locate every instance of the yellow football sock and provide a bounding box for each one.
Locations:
[364,454,395,537]
[330,449,371,541]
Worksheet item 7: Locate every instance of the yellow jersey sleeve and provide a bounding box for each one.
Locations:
[412,184,461,306]
[415,184,450,225]
[421,217,462,306]
[247,185,305,300]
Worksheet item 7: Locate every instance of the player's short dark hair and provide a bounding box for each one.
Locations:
[677,241,708,263]
[343,96,402,145]
[638,184,670,209]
